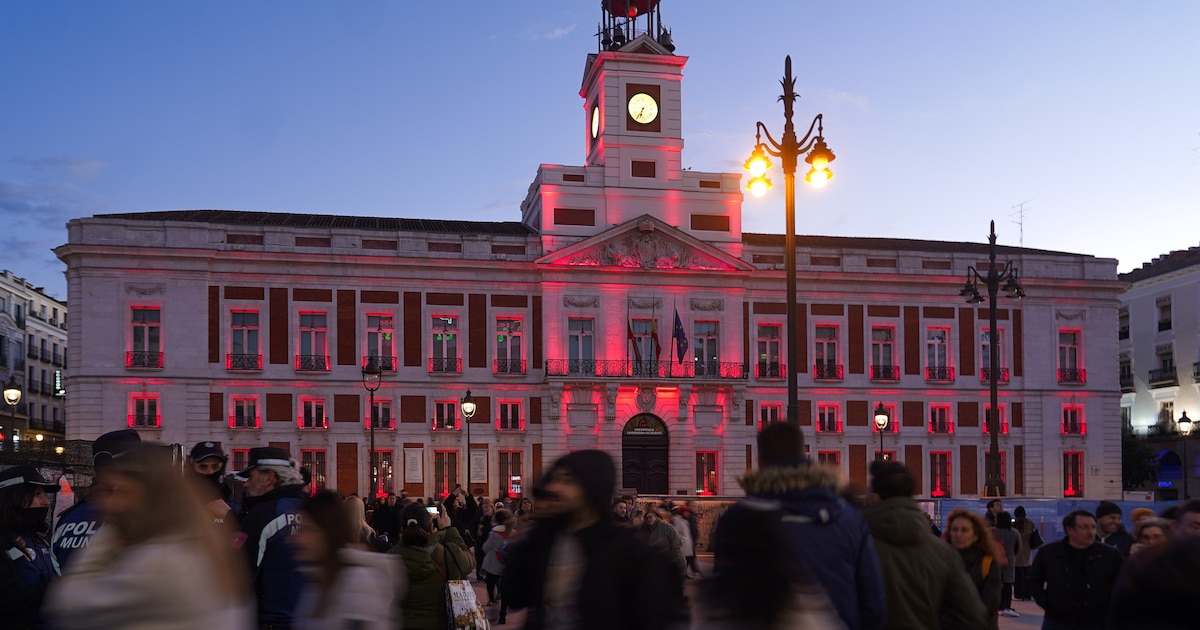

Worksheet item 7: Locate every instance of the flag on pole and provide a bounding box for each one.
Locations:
[651,318,662,360]
[628,320,643,363]
[672,308,688,363]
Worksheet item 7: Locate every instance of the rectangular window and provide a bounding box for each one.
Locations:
[498,401,523,431]
[1062,405,1086,435]
[1151,349,1177,386]
[759,403,781,431]
[929,405,953,434]
[231,397,260,429]
[366,314,396,371]
[930,451,952,497]
[297,312,329,371]
[1119,359,1133,390]
[693,321,720,376]
[433,401,458,430]
[983,405,1009,434]
[925,328,952,380]
[567,318,594,372]
[1121,406,1132,433]
[981,329,1008,382]
[495,318,524,374]
[1118,309,1129,339]
[499,450,523,498]
[817,451,841,468]
[870,327,897,380]
[756,324,782,378]
[1057,331,1084,383]
[1158,300,1172,331]
[301,450,328,495]
[129,395,160,427]
[232,449,250,474]
[816,403,842,433]
[1063,452,1084,497]
[433,450,458,497]
[1159,401,1175,427]
[299,398,327,429]
[430,315,460,373]
[369,399,394,430]
[696,451,719,495]
[814,325,840,379]
[129,307,163,368]
[374,450,395,498]
[229,310,261,370]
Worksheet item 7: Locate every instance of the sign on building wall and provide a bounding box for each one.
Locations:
[404,448,423,483]
[470,450,487,484]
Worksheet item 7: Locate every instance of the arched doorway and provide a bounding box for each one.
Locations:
[622,414,669,494]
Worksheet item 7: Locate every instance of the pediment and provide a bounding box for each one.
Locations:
[618,33,673,56]
[536,215,754,272]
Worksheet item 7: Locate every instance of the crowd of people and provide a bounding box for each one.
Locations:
[1,422,1199,629]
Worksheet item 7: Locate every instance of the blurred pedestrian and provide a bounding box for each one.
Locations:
[292,491,398,629]
[1028,509,1123,630]
[473,499,496,581]
[482,508,516,624]
[370,492,401,545]
[392,502,474,630]
[46,443,252,629]
[0,464,60,628]
[51,428,141,574]
[985,499,1003,527]
[1129,507,1155,527]
[716,422,886,630]
[944,508,1001,629]
[1012,505,1039,601]
[1095,501,1133,557]
[1107,533,1200,629]
[1174,499,1200,537]
[235,446,308,628]
[671,505,697,578]
[993,511,1021,618]
[503,450,684,630]
[695,498,845,629]
[344,495,387,551]
[641,506,685,577]
[1130,516,1170,556]
[863,461,986,630]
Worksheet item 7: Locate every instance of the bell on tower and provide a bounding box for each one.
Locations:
[596,0,673,54]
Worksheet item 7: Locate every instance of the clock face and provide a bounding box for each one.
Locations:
[591,105,600,139]
[627,92,659,125]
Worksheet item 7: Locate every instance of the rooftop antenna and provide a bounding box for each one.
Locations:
[1010,199,1031,248]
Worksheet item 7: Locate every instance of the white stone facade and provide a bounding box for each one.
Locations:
[0,269,68,446]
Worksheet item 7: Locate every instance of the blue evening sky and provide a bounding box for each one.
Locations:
[2,1,1197,299]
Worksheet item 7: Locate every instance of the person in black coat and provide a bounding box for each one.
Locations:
[1028,509,1123,630]
[503,450,684,630]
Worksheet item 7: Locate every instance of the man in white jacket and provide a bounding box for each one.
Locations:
[670,506,697,578]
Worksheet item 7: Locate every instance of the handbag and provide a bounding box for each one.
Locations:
[439,537,489,630]
[1029,526,1044,550]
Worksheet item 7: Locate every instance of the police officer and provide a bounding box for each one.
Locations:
[0,464,60,628]
[235,446,307,629]
[50,429,140,574]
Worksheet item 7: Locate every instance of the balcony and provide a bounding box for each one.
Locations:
[298,416,328,430]
[813,363,844,381]
[1120,375,1135,393]
[295,355,330,372]
[1148,367,1177,388]
[428,357,463,374]
[1057,368,1087,384]
[925,366,955,383]
[127,414,161,428]
[543,359,748,380]
[756,362,785,380]
[496,418,525,432]
[228,415,261,429]
[365,416,395,431]
[1194,362,1200,381]
[363,355,397,372]
[982,420,1010,435]
[1118,325,1129,340]
[816,419,843,433]
[227,353,263,371]
[431,419,459,431]
[494,359,527,376]
[869,364,900,381]
[40,381,50,395]
[40,350,50,362]
[1062,420,1087,435]
[1158,319,1172,332]
[27,381,39,394]
[52,353,63,367]
[126,351,164,369]
[27,348,37,360]
[28,419,65,434]
[980,367,1010,384]
[929,420,955,434]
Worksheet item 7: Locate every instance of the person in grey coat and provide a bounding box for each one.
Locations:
[993,511,1021,618]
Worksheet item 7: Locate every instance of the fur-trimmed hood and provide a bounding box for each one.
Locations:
[737,464,845,525]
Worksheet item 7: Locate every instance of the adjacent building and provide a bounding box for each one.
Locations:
[54,4,1125,500]
[0,269,69,449]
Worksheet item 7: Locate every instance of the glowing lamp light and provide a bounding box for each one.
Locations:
[805,137,836,171]
[873,403,890,431]
[460,390,477,419]
[747,176,772,198]
[744,145,771,178]
[805,167,831,189]
[1180,411,1193,437]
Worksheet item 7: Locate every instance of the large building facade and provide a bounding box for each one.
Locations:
[1,269,68,449]
[55,6,1124,500]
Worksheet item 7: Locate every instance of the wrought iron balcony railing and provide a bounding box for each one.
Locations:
[869,364,900,381]
[128,414,161,428]
[1120,375,1135,393]
[929,420,955,434]
[756,362,785,379]
[126,351,164,369]
[544,359,748,380]
[1062,420,1087,435]
[813,363,843,380]
[364,355,397,371]
[1148,367,1177,387]
[1194,362,1200,380]
[428,357,463,374]
[494,358,527,375]
[52,353,63,367]
[227,353,263,371]
[1057,368,1087,384]
[229,415,260,429]
[980,367,1010,383]
[295,355,329,372]
[40,350,51,362]
[925,366,955,382]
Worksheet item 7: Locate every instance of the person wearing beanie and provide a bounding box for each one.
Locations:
[1095,500,1134,557]
[1129,507,1156,527]
[503,450,684,630]
[190,441,236,525]
[0,464,61,628]
[51,428,141,574]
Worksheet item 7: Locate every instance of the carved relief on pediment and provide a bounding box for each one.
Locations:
[563,231,730,270]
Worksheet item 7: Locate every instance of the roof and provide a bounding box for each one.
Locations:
[93,210,536,236]
[741,232,1093,258]
[1120,245,1200,283]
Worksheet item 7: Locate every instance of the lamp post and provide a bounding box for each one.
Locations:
[3,376,20,452]
[745,56,835,437]
[1180,411,1193,499]
[958,220,1024,497]
[460,390,477,494]
[874,403,890,461]
[362,357,382,499]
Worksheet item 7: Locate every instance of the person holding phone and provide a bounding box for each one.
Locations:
[391,502,475,630]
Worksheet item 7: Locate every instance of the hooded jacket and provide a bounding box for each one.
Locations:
[863,497,987,630]
[393,526,474,630]
[718,464,887,630]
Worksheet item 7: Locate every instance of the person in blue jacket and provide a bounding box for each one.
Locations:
[235,446,307,629]
[0,464,61,629]
[50,429,141,574]
[714,422,888,630]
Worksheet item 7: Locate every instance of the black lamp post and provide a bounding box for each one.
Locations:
[1180,411,1193,499]
[958,220,1024,497]
[874,403,890,461]
[460,390,477,494]
[745,56,835,436]
[3,376,20,452]
[362,357,382,499]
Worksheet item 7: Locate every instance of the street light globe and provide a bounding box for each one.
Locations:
[3,378,20,407]
[35,433,43,442]
[747,176,772,198]
[1180,411,1193,437]
[873,403,890,431]
[805,167,831,189]
[460,389,477,419]
[744,146,771,178]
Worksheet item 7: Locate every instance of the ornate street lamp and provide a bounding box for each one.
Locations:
[362,357,382,498]
[959,220,1024,497]
[1180,411,1193,499]
[745,56,835,438]
[3,376,20,452]
[874,403,890,461]
[460,390,477,494]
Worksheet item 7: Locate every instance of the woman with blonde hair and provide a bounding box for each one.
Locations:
[344,495,387,551]
[943,508,1002,630]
